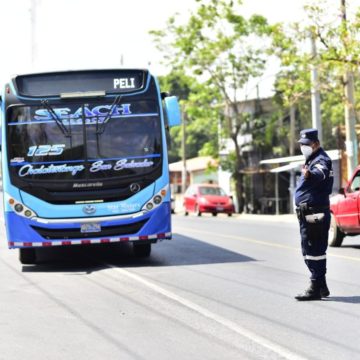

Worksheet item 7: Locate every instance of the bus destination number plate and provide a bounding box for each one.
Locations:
[81,223,101,233]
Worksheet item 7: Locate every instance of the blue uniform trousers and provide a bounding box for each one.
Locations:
[298,210,330,281]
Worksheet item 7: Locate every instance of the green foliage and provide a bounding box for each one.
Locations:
[152,0,360,213]
[219,150,237,174]
[271,0,360,153]
[271,23,312,107]
[151,0,271,107]
[305,1,360,73]
[151,0,273,211]
[158,71,221,163]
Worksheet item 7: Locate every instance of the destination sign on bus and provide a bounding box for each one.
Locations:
[13,70,146,98]
[17,158,155,178]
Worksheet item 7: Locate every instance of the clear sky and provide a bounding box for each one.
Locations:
[0,0,356,97]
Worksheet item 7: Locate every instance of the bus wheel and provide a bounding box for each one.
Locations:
[19,248,37,264]
[212,213,217,217]
[328,213,344,247]
[133,243,151,257]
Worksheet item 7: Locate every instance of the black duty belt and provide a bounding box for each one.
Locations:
[296,205,330,212]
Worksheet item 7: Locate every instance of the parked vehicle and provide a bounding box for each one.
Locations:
[330,166,360,247]
[183,184,235,216]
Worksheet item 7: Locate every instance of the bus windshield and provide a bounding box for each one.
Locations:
[7,99,162,182]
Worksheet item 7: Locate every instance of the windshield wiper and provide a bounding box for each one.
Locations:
[96,95,122,135]
[41,100,72,138]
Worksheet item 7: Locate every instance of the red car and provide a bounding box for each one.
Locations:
[183,184,235,216]
[330,165,360,247]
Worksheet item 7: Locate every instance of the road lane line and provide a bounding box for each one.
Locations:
[104,263,307,360]
[175,226,360,263]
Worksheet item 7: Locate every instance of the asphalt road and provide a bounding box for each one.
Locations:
[1,212,360,360]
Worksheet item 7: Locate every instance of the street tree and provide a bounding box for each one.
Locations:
[151,0,272,212]
[158,69,221,163]
[271,0,360,158]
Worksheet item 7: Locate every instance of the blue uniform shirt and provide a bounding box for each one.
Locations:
[295,147,333,207]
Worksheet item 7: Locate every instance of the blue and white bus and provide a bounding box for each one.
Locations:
[0,69,181,264]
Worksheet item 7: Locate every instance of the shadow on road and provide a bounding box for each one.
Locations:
[340,245,360,250]
[22,233,255,273]
[325,296,360,304]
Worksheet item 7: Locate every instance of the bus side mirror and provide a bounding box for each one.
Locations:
[164,96,181,127]
[161,92,170,100]
[339,188,345,196]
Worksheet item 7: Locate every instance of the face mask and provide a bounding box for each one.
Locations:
[300,145,313,159]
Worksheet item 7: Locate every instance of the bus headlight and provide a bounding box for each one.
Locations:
[7,196,37,219]
[24,210,32,217]
[14,204,24,213]
[142,185,169,212]
[146,203,154,210]
[153,195,162,205]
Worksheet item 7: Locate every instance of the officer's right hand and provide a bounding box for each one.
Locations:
[302,166,310,179]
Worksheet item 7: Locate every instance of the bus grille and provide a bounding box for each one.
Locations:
[30,219,148,240]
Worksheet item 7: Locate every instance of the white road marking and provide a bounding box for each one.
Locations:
[105,263,307,360]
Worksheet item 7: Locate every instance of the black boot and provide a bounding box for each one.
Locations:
[319,277,330,298]
[295,280,322,301]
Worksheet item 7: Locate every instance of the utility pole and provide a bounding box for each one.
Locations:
[289,105,296,156]
[341,0,358,178]
[344,71,357,178]
[310,33,323,143]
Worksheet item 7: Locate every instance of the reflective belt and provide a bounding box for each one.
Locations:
[304,255,326,260]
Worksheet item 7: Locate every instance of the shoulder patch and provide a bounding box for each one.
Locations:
[315,164,325,170]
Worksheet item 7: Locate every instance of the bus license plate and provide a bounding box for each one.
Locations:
[81,223,101,233]
[216,207,224,211]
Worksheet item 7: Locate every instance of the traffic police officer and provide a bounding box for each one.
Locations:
[294,128,334,301]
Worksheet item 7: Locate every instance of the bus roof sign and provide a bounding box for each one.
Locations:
[60,90,106,99]
[12,69,147,98]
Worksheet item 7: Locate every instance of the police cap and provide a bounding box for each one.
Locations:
[298,128,319,145]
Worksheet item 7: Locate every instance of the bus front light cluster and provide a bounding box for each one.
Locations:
[8,198,37,219]
[153,195,162,205]
[14,204,24,213]
[142,185,169,212]
[146,203,154,210]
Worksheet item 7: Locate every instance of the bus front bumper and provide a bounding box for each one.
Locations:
[6,202,172,249]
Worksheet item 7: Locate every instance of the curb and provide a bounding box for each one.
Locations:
[173,209,297,223]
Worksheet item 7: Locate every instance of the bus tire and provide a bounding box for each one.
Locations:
[19,248,37,264]
[133,243,151,257]
[328,213,345,247]
[212,213,217,217]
